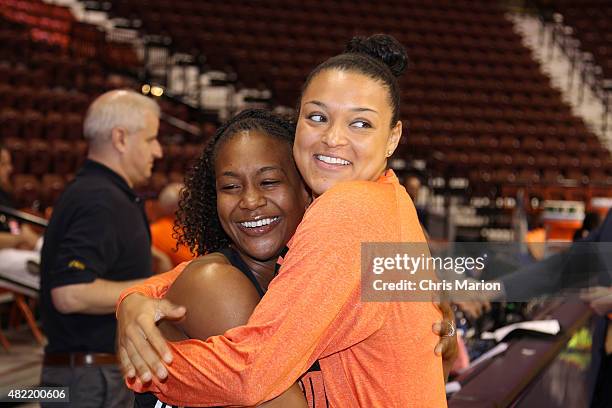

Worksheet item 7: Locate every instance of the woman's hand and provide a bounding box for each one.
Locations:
[432,302,459,381]
[116,293,186,383]
[581,286,612,316]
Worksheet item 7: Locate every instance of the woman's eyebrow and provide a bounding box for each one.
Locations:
[350,107,379,115]
[258,166,286,175]
[304,100,378,115]
[304,100,326,109]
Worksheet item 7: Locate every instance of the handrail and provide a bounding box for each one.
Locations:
[0,205,48,228]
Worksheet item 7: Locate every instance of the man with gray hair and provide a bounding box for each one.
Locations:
[39,89,162,407]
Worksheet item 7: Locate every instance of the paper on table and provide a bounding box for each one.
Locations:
[481,319,561,343]
[445,381,461,395]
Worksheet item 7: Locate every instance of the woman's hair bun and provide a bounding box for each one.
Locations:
[345,34,408,77]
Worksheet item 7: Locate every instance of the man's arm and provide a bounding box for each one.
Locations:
[581,286,612,316]
[0,231,22,249]
[0,225,40,250]
[591,293,612,316]
[46,205,147,314]
[51,277,148,314]
[151,245,173,274]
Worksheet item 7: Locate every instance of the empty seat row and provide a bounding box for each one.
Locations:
[0,85,90,114]
[551,1,612,79]
[3,138,87,175]
[0,111,83,141]
[10,169,189,210]
[11,173,72,210]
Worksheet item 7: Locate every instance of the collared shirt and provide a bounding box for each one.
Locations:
[40,159,153,353]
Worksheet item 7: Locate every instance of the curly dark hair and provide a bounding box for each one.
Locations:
[175,109,296,256]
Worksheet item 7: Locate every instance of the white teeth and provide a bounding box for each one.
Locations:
[316,155,350,165]
[239,217,279,228]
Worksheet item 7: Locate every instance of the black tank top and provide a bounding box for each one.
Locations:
[218,247,265,297]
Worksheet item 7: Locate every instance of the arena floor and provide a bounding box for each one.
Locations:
[0,326,43,408]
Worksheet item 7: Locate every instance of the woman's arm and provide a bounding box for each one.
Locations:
[159,260,261,339]
[117,253,234,378]
[118,184,393,406]
[117,253,229,302]
[156,260,307,407]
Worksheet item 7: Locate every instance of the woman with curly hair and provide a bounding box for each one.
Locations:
[133,108,311,407]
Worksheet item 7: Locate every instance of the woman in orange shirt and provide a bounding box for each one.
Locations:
[133,109,311,407]
[118,34,452,407]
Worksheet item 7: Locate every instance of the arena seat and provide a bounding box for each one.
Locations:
[41,174,66,209]
[27,139,51,176]
[552,0,612,79]
[50,140,76,175]
[12,174,41,209]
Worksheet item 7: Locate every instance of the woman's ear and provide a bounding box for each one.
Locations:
[386,120,403,157]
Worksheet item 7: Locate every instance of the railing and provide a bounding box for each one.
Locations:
[0,205,48,228]
[528,1,611,137]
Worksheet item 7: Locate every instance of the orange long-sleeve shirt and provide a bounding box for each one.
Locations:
[119,170,446,407]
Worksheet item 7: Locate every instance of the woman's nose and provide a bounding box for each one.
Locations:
[321,123,347,147]
[239,186,266,210]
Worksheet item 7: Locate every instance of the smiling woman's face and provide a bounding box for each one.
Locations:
[215,130,309,262]
[294,69,402,197]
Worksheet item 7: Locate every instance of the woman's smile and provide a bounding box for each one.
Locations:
[235,216,282,237]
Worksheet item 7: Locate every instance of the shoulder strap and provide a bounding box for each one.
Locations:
[217,247,266,297]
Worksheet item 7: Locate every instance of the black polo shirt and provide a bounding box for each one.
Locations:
[40,160,153,353]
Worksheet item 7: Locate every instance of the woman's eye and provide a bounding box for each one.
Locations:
[220,184,239,191]
[351,120,372,129]
[307,113,326,123]
[261,180,280,187]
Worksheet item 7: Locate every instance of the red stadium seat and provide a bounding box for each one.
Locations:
[22,110,44,139]
[50,140,76,175]
[12,174,41,209]
[27,139,51,176]
[0,109,21,139]
[44,112,66,140]
[41,174,66,209]
[3,137,27,174]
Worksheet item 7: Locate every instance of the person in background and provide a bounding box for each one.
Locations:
[150,182,194,267]
[574,211,602,242]
[39,89,163,408]
[455,209,612,406]
[0,143,42,294]
[403,174,428,225]
[403,174,420,201]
